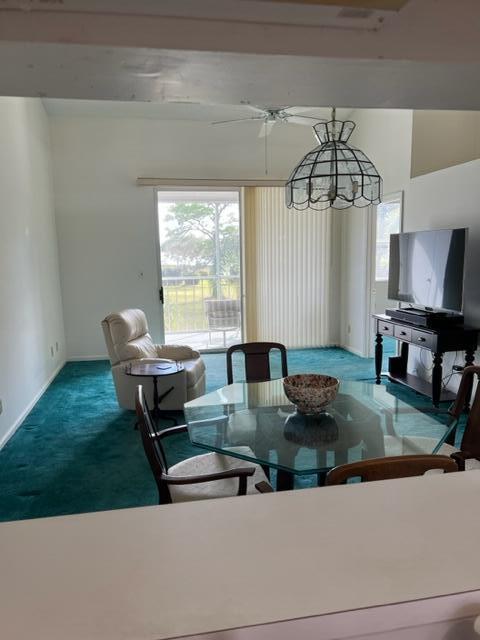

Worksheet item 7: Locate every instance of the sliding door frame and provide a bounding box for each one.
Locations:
[153,185,245,352]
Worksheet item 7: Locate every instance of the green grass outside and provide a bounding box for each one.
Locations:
[164,279,240,332]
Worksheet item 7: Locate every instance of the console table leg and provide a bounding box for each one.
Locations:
[432,352,443,407]
[465,349,475,368]
[375,333,383,384]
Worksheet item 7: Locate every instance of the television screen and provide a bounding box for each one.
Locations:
[388,228,467,312]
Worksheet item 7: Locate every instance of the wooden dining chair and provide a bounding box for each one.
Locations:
[325,455,458,485]
[448,365,480,470]
[135,385,272,503]
[382,366,480,471]
[226,341,288,384]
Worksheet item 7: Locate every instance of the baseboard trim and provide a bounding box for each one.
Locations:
[0,360,66,450]
[341,345,367,358]
[67,355,109,361]
[274,343,341,351]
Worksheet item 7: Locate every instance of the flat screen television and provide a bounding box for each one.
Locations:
[388,228,467,313]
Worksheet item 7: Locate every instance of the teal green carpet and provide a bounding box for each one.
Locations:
[0,341,458,522]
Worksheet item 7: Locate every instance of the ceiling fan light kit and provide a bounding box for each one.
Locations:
[285,109,382,211]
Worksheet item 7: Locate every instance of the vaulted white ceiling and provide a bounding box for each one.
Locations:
[42,99,353,122]
[1,1,480,110]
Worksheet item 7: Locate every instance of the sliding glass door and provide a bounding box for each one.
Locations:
[156,189,243,351]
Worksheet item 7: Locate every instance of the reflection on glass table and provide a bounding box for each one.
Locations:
[184,379,457,491]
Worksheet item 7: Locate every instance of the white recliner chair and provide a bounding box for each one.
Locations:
[101,309,206,411]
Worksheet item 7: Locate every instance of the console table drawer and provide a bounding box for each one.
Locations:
[412,329,436,350]
[378,321,394,336]
[394,326,412,341]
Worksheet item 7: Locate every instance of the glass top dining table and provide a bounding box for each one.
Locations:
[183,379,457,490]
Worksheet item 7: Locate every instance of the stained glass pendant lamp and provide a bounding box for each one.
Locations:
[285,108,382,211]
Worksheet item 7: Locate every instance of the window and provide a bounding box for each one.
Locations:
[375,194,402,281]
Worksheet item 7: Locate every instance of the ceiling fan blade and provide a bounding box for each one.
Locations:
[211,117,265,125]
[258,121,275,138]
[244,105,268,115]
[287,115,327,125]
[285,106,320,115]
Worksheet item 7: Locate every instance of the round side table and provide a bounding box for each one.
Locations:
[125,361,185,424]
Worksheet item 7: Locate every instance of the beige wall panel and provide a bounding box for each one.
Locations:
[411,111,480,178]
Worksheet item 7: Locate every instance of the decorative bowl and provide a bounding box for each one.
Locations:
[282,374,339,414]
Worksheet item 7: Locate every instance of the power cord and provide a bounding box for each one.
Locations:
[441,351,462,391]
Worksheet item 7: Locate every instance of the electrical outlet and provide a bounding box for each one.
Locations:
[50,346,54,357]
[55,341,59,352]
[0,399,3,415]
[347,324,351,334]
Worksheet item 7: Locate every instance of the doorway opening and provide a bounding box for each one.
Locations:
[368,192,403,357]
[156,189,243,352]
[373,192,403,315]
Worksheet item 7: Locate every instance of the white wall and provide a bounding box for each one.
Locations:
[403,160,480,386]
[341,109,413,356]
[50,115,315,359]
[0,98,65,446]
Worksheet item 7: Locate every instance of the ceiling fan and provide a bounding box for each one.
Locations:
[211,106,325,137]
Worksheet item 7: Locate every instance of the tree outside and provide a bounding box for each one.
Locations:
[161,200,240,298]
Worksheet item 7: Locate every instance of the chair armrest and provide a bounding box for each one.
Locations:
[154,418,228,440]
[163,466,256,496]
[255,481,274,493]
[156,344,201,360]
[152,425,189,440]
[154,416,227,445]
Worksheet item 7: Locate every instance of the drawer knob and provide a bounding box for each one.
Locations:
[400,331,406,336]
[417,337,426,342]
[384,326,389,331]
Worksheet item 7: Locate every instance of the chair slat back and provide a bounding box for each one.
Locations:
[135,386,168,490]
[325,455,458,485]
[226,342,288,384]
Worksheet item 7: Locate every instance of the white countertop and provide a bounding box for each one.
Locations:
[2,471,480,640]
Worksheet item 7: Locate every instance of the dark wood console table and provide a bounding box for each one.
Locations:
[373,313,479,407]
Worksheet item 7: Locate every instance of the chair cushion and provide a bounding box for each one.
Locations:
[384,436,480,471]
[384,435,457,457]
[116,333,158,361]
[465,458,480,470]
[103,309,158,362]
[183,358,206,389]
[105,309,149,343]
[167,447,270,502]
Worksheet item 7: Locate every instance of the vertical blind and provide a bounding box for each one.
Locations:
[244,187,334,348]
